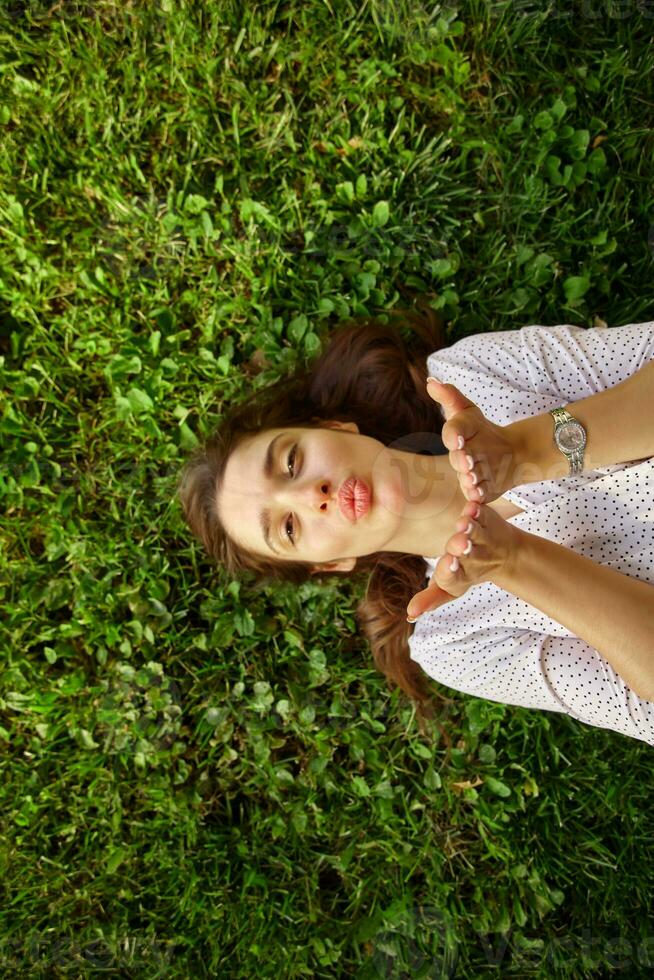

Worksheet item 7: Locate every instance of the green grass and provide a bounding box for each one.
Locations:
[2,0,654,975]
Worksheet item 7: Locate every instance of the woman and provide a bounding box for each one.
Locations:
[178,302,654,745]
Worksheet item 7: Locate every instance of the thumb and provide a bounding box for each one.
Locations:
[406,581,456,621]
[427,377,476,423]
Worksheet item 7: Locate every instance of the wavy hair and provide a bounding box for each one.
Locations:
[177,299,454,734]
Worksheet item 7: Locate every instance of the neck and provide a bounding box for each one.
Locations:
[383,448,468,560]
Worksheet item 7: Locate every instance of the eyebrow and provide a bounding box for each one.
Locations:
[259,432,285,556]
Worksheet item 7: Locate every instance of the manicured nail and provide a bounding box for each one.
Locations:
[462,539,473,555]
[449,556,459,572]
[470,471,478,485]
[478,486,485,498]
[465,521,474,534]
[457,435,465,450]
[406,615,418,623]
[473,505,481,519]
[466,454,474,470]
[427,376,440,386]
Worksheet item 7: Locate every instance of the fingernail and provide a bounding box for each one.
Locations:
[465,454,474,469]
[462,539,473,555]
[478,486,485,498]
[427,376,440,386]
[457,435,465,450]
[465,521,474,534]
[473,505,481,519]
[406,615,418,623]
[470,471,478,485]
[449,556,459,572]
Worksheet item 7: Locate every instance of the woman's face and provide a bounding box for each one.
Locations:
[215,420,418,573]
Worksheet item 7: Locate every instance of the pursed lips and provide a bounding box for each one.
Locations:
[338,477,371,522]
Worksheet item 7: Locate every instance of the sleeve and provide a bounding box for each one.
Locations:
[409,623,570,714]
[410,623,654,746]
[540,635,654,747]
[427,321,654,425]
[426,321,654,509]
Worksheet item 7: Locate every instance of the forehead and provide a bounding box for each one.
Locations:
[227,423,315,493]
[222,426,284,489]
[217,426,293,556]
[237,426,286,464]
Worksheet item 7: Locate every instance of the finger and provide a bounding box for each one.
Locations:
[407,554,461,618]
[441,414,480,452]
[427,548,460,585]
[459,475,485,504]
[406,581,456,621]
[446,530,475,557]
[426,379,477,424]
[444,552,462,575]
[455,500,482,524]
[462,500,482,520]
[441,419,475,452]
[450,447,476,476]
[455,515,478,535]
[463,472,486,501]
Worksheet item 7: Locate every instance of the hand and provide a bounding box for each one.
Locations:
[406,499,521,620]
[426,377,520,505]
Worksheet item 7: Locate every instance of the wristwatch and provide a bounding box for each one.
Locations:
[549,407,587,476]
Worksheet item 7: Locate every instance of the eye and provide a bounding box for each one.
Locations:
[286,444,297,477]
[284,444,298,544]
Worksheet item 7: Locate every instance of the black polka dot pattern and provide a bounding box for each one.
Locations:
[409,322,654,746]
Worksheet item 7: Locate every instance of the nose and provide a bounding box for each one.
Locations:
[279,477,336,514]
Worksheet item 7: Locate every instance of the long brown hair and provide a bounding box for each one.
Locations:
[177,298,453,733]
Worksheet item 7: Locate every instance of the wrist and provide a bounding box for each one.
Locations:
[505,413,569,488]
[491,525,534,591]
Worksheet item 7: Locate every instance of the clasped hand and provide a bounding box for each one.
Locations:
[406,377,522,621]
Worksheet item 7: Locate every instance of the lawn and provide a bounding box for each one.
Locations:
[2,0,654,976]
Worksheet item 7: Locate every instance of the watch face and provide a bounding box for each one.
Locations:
[558,422,586,452]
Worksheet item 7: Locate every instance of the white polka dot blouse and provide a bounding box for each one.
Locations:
[409,321,654,746]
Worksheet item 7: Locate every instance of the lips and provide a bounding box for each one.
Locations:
[338,477,371,522]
